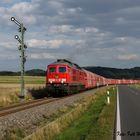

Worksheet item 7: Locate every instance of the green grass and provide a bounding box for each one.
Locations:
[54,87,116,140]
[0,76,45,84]
[130,84,140,89]
[23,88,106,140]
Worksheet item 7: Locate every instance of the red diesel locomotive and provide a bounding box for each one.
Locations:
[46,59,139,96]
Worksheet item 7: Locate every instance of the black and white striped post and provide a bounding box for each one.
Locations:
[107,90,110,104]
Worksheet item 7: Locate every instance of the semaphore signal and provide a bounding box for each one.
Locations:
[11,17,27,99]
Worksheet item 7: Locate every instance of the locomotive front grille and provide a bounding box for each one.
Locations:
[48,78,66,83]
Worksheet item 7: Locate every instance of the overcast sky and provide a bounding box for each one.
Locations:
[0,0,140,71]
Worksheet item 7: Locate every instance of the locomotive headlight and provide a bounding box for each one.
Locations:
[48,79,55,83]
[61,78,66,83]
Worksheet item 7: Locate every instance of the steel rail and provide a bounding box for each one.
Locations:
[0,98,58,117]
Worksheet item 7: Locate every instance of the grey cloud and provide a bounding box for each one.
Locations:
[62,0,140,14]
[1,0,140,70]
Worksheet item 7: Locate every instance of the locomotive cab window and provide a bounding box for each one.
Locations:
[49,67,56,73]
[59,67,66,73]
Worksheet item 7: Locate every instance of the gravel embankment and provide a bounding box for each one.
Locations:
[0,87,107,139]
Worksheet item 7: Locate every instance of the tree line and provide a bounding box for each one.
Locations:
[0,67,140,79]
[84,66,140,79]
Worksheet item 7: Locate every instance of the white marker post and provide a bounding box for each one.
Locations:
[107,91,110,104]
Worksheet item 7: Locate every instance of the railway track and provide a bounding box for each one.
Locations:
[0,98,59,117]
[0,93,83,117]
[0,87,105,117]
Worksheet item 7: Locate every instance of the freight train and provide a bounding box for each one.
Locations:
[46,59,139,96]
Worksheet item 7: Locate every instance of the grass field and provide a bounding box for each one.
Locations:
[130,84,140,89]
[0,76,45,84]
[54,87,116,140]
[0,76,46,107]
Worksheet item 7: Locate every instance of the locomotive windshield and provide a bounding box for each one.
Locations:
[49,67,56,73]
[59,67,66,73]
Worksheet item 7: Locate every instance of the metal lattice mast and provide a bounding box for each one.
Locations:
[11,17,27,99]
